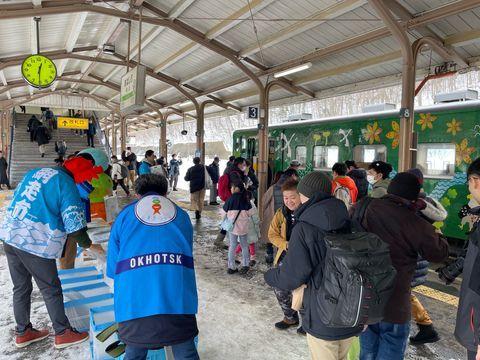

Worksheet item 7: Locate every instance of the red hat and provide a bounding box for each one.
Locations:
[63,157,103,184]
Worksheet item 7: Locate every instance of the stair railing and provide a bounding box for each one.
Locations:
[8,110,15,181]
[92,111,112,158]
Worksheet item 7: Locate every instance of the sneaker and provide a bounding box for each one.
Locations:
[15,326,50,348]
[274,318,299,330]
[227,268,238,275]
[297,326,306,336]
[54,328,89,349]
[239,266,249,275]
[409,324,439,345]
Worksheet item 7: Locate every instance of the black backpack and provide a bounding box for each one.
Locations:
[316,199,396,328]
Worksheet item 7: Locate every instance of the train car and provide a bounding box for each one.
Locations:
[233,100,480,242]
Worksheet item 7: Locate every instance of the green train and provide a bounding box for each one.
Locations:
[233,100,480,242]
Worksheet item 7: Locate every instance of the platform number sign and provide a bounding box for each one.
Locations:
[399,108,411,118]
[248,106,259,119]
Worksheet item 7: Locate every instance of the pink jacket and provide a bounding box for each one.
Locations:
[221,208,255,236]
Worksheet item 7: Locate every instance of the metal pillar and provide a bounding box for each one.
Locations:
[111,113,117,154]
[120,115,127,152]
[370,0,415,172]
[196,104,204,163]
[159,113,167,157]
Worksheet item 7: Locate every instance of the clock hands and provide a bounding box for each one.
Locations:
[38,62,43,82]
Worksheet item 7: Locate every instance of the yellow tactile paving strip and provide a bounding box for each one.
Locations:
[413,285,459,307]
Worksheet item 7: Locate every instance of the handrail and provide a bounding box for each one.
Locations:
[92,111,112,157]
[8,110,14,181]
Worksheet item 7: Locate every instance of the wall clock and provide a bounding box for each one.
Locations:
[21,54,57,89]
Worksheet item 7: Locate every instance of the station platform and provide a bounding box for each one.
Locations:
[0,189,468,360]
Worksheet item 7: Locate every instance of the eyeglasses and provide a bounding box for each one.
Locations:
[467,175,480,183]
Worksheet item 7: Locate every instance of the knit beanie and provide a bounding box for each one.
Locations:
[387,172,421,201]
[297,171,332,199]
[407,168,424,185]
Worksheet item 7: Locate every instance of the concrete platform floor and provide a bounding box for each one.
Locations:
[0,189,468,359]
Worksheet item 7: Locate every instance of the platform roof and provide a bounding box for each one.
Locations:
[0,0,479,130]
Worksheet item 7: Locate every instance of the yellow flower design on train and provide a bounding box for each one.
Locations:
[417,113,437,131]
[386,121,400,149]
[446,119,461,136]
[455,138,476,166]
[363,121,382,144]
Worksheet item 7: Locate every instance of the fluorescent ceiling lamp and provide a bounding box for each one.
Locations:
[179,100,192,107]
[274,62,312,78]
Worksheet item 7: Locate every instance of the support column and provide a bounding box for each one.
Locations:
[257,91,268,213]
[120,115,127,152]
[160,114,167,157]
[0,112,5,154]
[196,105,204,163]
[111,113,117,155]
[370,0,415,172]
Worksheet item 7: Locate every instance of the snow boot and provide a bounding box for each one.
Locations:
[214,231,226,248]
[297,326,306,335]
[15,326,50,348]
[275,318,299,330]
[409,324,439,345]
[238,266,249,275]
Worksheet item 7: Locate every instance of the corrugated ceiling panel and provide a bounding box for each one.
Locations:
[161,47,223,78]
[139,28,192,70]
[0,18,31,57]
[179,0,241,33]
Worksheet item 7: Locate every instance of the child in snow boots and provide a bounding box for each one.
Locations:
[222,182,255,275]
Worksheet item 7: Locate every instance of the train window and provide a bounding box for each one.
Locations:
[313,146,339,169]
[354,145,387,163]
[234,136,241,152]
[295,146,307,166]
[417,143,455,178]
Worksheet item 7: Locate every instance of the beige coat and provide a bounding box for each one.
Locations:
[259,185,275,243]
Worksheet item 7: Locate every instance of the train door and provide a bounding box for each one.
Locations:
[247,138,256,160]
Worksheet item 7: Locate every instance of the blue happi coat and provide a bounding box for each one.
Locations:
[0,167,86,259]
[107,193,198,323]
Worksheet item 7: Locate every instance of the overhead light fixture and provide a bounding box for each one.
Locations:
[179,100,192,107]
[274,62,312,78]
[103,44,115,55]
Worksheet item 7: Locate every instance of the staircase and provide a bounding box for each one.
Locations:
[9,113,106,187]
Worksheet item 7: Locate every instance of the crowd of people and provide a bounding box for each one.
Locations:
[1,143,480,360]
[26,109,97,160]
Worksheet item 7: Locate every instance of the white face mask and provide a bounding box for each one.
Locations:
[367,174,377,185]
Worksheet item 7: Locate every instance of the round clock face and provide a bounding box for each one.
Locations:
[21,55,57,88]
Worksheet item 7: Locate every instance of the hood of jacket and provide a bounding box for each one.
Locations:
[348,168,366,180]
[295,192,349,232]
[333,176,357,191]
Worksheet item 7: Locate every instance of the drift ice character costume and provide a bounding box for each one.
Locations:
[0,156,102,349]
[107,186,199,360]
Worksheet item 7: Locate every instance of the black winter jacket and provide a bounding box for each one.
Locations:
[347,168,368,200]
[455,206,480,352]
[207,162,220,183]
[184,164,205,193]
[34,125,50,146]
[264,192,362,340]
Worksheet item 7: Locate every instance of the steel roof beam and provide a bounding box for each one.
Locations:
[152,0,275,73]
[385,0,468,68]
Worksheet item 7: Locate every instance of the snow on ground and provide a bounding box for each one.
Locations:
[0,188,466,360]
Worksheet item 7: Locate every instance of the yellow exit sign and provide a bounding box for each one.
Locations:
[57,117,89,130]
